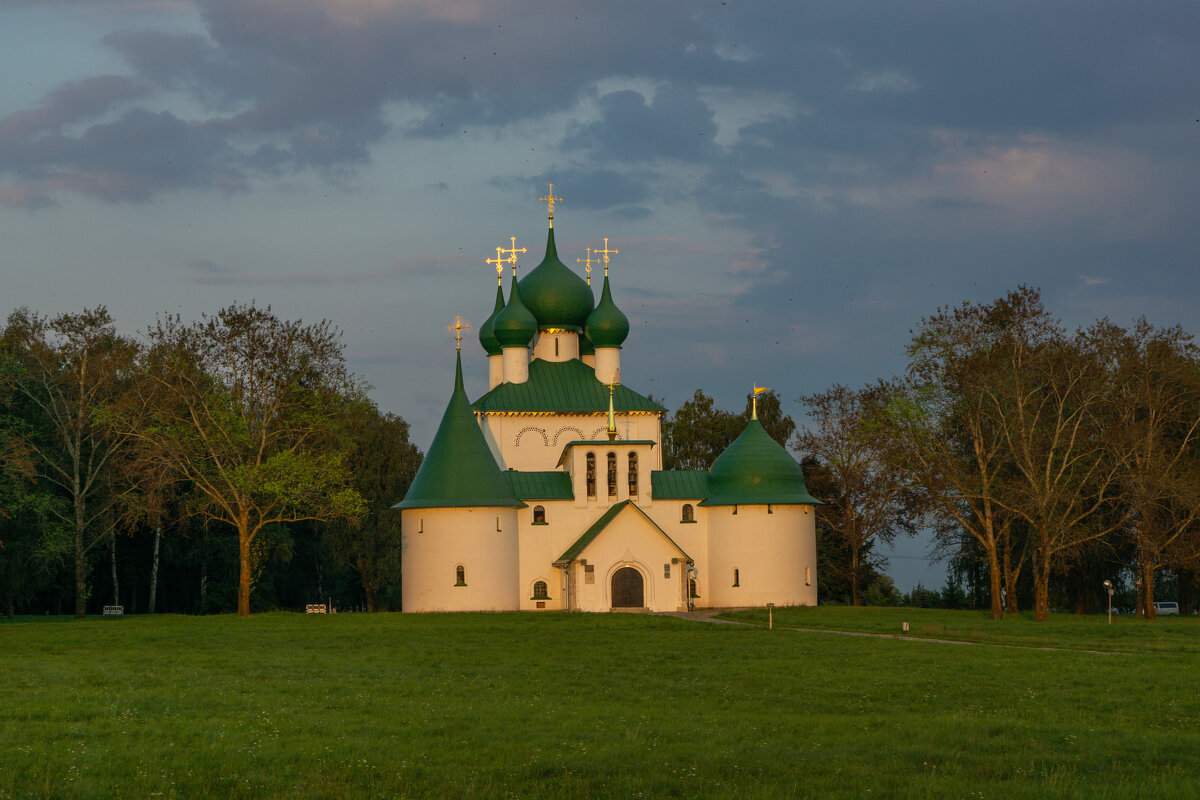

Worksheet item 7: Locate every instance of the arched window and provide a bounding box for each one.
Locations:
[533,505,546,524]
[628,452,638,495]
[732,568,740,587]
[532,580,549,599]
[586,453,596,498]
[607,452,617,497]
[681,503,694,522]
[455,565,467,586]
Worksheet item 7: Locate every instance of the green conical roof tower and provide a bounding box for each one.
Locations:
[518,228,594,330]
[584,274,630,348]
[395,351,525,510]
[492,275,537,348]
[701,419,821,507]
[478,282,506,356]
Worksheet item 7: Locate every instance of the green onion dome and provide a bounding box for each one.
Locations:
[518,229,595,330]
[701,420,821,507]
[492,275,537,348]
[478,283,506,356]
[579,335,595,356]
[584,274,629,348]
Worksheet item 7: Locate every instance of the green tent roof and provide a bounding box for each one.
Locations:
[473,358,665,414]
[478,283,505,356]
[503,470,574,500]
[651,470,710,500]
[700,419,820,507]
[584,274,630,348]
[518,228,595,330]
[394,352,526,510]
[553,500,690,565]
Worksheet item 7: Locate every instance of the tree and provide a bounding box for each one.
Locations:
[322,401,421,611]
[795,382,920,606]
[4,308,139,618]
[126,303,366,616]
[1093,319,1200,619]
[663,389,793,470]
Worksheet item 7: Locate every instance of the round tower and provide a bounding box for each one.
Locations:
[478,281,506,389]
[492,274,536,384]
[585,271,629,385]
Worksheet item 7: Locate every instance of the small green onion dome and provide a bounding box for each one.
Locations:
[579,335,595,356]
[478,283,506,356]
[584,274,629,348]
[492,275,537,348]
[518,229,595,330]
[701,420,821,507]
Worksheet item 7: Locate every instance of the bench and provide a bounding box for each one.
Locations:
[102,605,124,615]
[305,604,328,614]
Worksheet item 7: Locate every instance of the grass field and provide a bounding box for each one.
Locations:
[3,609,1198,799]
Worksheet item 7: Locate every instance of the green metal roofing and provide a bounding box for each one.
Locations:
[478,283,505,356]
[518,228,595,330]
[553,500,690,565]
[394,352,526,510]
[503,470,573,500]
[699,419,821,507]
[584,274,630,348]
[651,470,710,500]
[493,275,537,348]
[473,358,666,414]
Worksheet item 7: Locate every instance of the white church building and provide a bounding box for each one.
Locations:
[395,198,820,613]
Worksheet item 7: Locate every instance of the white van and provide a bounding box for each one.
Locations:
[1153,602,1179,615]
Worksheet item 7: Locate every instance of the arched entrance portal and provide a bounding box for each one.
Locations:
[611,567,644,608]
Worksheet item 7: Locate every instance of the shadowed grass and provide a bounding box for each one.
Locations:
[2,611,1199,798]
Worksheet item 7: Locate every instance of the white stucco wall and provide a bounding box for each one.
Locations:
[400,506,521,612]
[480,412,663,471]
[706,504,817,608]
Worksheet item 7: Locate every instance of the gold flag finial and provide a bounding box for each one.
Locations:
[485,246,507,286]
[577,247,595,286]
[500,236,526,277]
[448,315,470,350]
[538,183,562,228]
[595,237,619,277]
[751,384,771,420]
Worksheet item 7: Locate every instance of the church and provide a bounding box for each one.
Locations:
[395,192,820,612]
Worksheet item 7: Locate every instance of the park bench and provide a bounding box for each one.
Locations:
[305,604,328,614]
[102,605,124,615]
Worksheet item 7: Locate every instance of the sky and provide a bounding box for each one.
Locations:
[3,0,1199,591]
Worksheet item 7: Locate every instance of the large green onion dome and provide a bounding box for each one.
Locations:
[478,283,506,356]
[701,420,821,507]
[518,229,594,330]
[492,275,537,348]
[584,274,629,348]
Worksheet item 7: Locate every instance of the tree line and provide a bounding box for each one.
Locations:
[0,304,421,618]
[665,286,1200,621]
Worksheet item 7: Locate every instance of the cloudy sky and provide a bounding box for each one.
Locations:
[4,0,1198,588]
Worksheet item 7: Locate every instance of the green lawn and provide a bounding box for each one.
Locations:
[2,610,1198,799]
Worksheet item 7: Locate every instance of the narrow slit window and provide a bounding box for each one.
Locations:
[455,565,466,586]
[628,452,638,495]
[586,453,596,498]
[733,568,740,587]
[607,452,617,497]
[805,566,812,586]
[555,338,559,357]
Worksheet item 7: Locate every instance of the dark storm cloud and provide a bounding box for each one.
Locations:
[562,84,719,163]
[494,168,654,212]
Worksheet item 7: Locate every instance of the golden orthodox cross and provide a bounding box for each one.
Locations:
[577,247,594,286]
[500,236,526,276]
[595,237,619,277]
[447,315,470,350]
[485,247,507,285]
[538,183,563,227]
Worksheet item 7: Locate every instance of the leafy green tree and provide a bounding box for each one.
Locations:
[663,389,793,470]
[322,401,421,611]
[125,303,366,616]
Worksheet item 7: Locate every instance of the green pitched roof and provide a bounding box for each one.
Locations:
[478,283,505,356]
[473,358,666,414]
[503,470,573,500]
[584,274,630,348]
[553,500,690,565]
[395,352,526,510]
[518,228,595,330]
[651,470,709,500]
[700,419,821,507]
[493,275,537,348]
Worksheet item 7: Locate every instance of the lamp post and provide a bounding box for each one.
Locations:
[767,602,774,630]
[1103,580,1114,625]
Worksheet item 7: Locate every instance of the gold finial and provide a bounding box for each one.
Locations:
[751,384,771,420]
[501,236,526,277]
[595,237,619,277]
[577,247,595,286]
[486,247,507,286]
[607,383,618,441]
[538,183,563,228]
[448,315,470,350]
